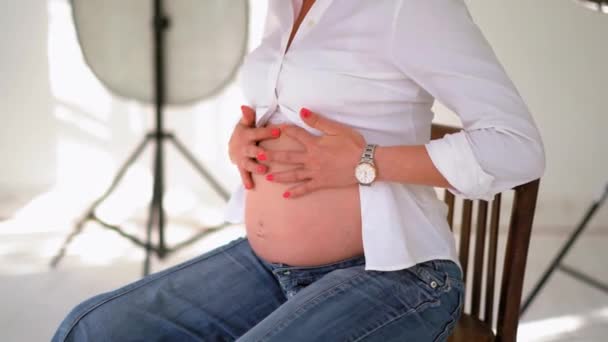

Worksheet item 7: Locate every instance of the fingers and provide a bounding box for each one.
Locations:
[239,168,254,189]
[240,105,256,126]
[239,157,268,175]
[265,150,307,164]
[247,126,281,142]
[243,145,268,160]
[281,125,318,147]
[300,108,347,135]
[265,168,312,183]
[243,143,307,165]
[282,181,318,199]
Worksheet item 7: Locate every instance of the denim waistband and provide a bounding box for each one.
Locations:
[259,253,366,273]
[427,259,462,281]
[257,252,461,281]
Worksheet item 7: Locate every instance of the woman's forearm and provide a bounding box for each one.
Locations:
[374,145,453,190]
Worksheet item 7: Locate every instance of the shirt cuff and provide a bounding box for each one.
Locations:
[425,131,496,201]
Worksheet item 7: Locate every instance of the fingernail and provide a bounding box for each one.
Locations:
[245,183,252,189]
[283,191,291,198]
[257,165,266,173]
[241,105,247,114]
[271,128,280,137]
[300,108,311,119]
[257,152,267,161]
[266,174,274,181]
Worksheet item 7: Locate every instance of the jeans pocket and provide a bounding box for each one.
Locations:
[409,261,451,296]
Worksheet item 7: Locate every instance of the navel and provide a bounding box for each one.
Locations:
[256,219,266,238]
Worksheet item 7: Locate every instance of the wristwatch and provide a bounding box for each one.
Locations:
[355,143,378,186]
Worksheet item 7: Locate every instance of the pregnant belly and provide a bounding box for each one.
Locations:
[245,123,364,267]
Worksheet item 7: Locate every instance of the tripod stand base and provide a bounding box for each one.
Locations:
[50,130,233,276]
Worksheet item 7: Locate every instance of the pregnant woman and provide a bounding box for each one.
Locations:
[52,0,545,341]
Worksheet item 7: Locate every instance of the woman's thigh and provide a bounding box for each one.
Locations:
[237,259,464,342]
[52,236,286,342]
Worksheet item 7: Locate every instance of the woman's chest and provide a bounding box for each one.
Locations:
[239,1,418,113]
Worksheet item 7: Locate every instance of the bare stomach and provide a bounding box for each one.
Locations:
[245,122,364,267]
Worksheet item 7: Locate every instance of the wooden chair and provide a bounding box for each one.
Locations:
[429,124,541,342]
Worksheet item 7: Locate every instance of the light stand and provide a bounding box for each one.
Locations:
[521,183,608,314]
[50,0,244,276]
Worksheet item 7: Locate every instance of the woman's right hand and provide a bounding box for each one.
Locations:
[229,105,281,189]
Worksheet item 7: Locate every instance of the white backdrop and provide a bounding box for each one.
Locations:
[0,0,606,232]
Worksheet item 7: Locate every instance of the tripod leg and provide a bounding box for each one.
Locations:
[156,132,167,260]
[143,191,157,277]
[143,127,169,276]
[89,137,152,211]
[168,135,231,201]
[521,183,608,315]
[50,137,151,269]
[50,216,89,268]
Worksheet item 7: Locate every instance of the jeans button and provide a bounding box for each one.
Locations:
[430,280,438,289]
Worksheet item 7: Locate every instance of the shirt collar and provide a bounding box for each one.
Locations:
[278,0,333,40]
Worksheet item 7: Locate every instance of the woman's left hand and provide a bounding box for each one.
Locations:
[263,108,367,199]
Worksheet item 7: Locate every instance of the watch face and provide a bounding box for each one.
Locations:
[356,163,376,184]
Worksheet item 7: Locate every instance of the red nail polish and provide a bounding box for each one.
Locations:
[266,174,274,181]
[241,105,247,113]
[271,128,280,137]
[257,165,265,173]
[283,191,291,198]
[245,183,252,189]
[300,108,311,119]
[257,152,267,161]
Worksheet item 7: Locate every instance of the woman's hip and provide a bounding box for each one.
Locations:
[238,258,464,341]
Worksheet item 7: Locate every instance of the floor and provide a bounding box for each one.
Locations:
[0,195,606,342]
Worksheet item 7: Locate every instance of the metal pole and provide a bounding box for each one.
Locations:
[154,0,169,258]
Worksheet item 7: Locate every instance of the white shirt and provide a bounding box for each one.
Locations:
[224,0,546,271]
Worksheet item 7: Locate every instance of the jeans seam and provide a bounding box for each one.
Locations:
[432,285,464,342]
[351,293,441,342]
[58,237,247,341]
[256,270,369,342]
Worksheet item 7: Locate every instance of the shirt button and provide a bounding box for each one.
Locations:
[430,281,438,289]
[307,19,315,27]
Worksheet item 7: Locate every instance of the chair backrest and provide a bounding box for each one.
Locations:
[431,123,541,342]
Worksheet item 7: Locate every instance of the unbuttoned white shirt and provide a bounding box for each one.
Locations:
[224,0,546,271]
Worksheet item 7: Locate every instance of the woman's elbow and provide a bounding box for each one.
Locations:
[529,139,546,180]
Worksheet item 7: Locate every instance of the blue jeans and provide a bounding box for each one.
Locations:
[52,236,464,341]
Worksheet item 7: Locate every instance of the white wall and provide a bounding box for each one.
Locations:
[0,0,606,232]
[433,0,608,232]
[465,0,608,232]
[0,0,56,196]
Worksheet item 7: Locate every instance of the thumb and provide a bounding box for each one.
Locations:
[240,105,256,126]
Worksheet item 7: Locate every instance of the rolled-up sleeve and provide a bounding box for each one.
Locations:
[389,0,546,201]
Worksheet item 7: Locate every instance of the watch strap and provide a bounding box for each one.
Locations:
[359,143,377,164]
